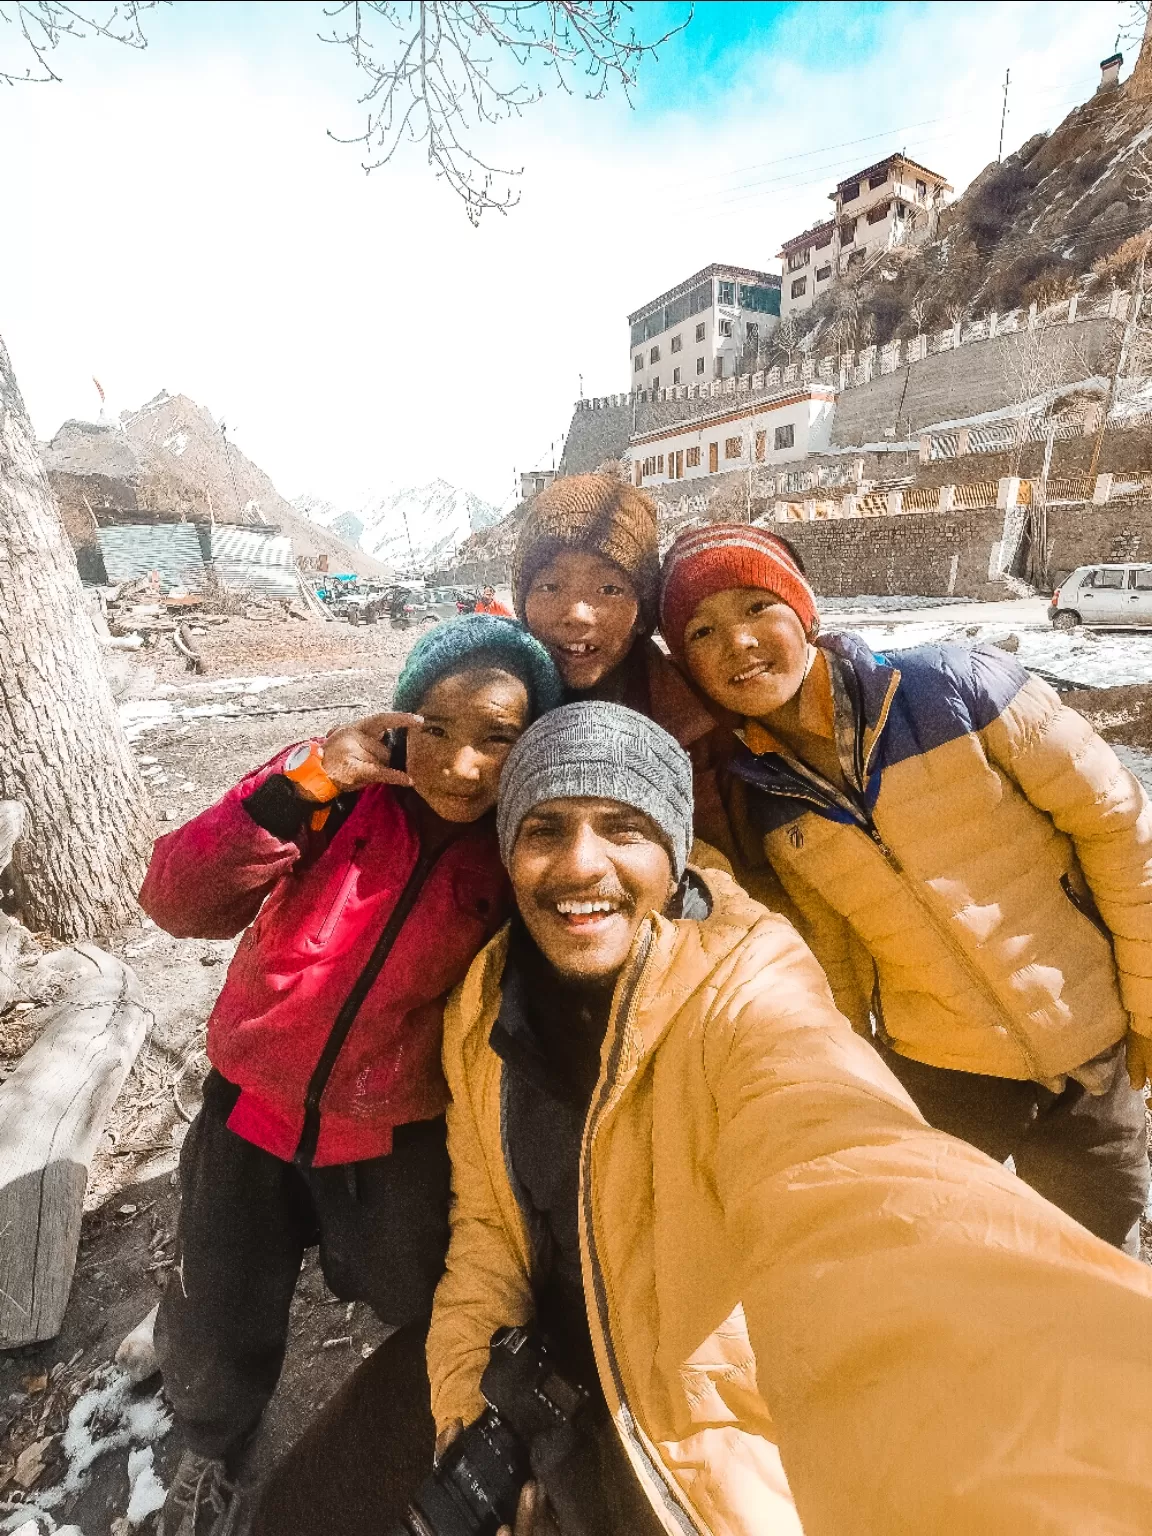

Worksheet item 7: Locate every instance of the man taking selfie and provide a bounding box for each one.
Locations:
[256,704,1152,1536]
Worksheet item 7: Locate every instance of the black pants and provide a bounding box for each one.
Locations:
[877,1041,1150,1253]
[157,1071,451,1462]
[252,1324,663,1536]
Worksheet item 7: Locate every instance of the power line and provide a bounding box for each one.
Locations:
[998,69,1011,163]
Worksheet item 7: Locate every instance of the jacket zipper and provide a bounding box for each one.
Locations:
[294,843,442,1166]
[578,927,705,1536]
[756,754,1043,1080]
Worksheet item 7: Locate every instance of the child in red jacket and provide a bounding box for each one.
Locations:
[140,615,561,1536]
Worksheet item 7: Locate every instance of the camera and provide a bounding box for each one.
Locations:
[390,1326,588,1536]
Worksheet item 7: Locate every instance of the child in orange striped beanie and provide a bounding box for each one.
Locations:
[659,524,819,726]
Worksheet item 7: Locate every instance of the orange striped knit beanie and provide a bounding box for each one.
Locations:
[659,524,819,665]
[512,474,660,633]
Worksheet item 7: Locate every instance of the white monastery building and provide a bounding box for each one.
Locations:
[629,264,781,393]
[779,153,952,320]
[625,383,835,489]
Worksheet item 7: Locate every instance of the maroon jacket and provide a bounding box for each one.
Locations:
[139,749,509,1165]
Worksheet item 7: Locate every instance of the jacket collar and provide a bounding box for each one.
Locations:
[728,632,901,810]
[463,872,765,1091]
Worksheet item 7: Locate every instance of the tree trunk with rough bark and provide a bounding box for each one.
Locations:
[0,334,153,938]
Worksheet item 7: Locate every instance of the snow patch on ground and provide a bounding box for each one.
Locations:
[824,615,1152,689]
[1112,745,1152,794]
[119,669,369,740]
[125,1447,166,1526]
[1,1369,171,1533]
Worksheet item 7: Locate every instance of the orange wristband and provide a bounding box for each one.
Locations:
[283,742,340,805]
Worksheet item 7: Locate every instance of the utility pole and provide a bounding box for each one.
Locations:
[998,69,1010,163]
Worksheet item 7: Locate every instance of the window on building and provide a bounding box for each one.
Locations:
[774,424,795,450]
[738,283,780,314]
[790,277,807,298]
[709,442,719,473]
[696,356,705,375]
[714,357,725,379]
[717,279,736,305]
[915,178,927,201]
[671,333,682,353]
[815,230,833,249]
[719,318,733,337]
[787,249,809,271]
[745,322,758,345]
[657,455,664,472]
[672,366,681,385]
[868,172,887,189]
[866,202,888,224]
[847,248,866,268]
[838,219,856,246]
[895,202,907,219]
[634,354,643,373]
[816,264,832,282]
[755,430,766,462]
[649,345,660,363]
[686,446,701,468]
[695,321,706,342]
[724,436,742,460]
[841,182,859,203]
[652,376,660,391]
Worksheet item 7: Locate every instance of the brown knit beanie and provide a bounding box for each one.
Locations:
[512,474,660,633]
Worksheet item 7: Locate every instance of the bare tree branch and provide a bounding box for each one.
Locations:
[319,1,692,223]
[0,1,162,85]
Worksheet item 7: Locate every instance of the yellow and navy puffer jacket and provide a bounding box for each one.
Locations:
[728,632,1152,1081]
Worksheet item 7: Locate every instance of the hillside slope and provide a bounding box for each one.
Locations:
[294,480,502,575]
[794,67,1152,353]
[41,393,387,578]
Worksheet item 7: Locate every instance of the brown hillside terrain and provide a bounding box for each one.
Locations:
[41,392,387,578]
[793,68,1152,353]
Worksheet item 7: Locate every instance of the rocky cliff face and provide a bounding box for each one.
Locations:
[795,67,1152,353]
[40,393,387,577]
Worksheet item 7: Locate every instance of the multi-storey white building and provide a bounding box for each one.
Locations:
[625,383,835,489]
[778,153,952,321]
[629,264,781,393]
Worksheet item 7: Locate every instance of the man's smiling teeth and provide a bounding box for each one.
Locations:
[731,662,769,683]
[559,643,597,654]
[556,899,618,915]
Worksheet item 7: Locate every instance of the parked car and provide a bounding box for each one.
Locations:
[1048,563,1152,629]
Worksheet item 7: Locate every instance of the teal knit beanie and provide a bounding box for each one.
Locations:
[393,614,564,721]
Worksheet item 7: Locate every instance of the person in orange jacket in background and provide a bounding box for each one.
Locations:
[475,584,514,617]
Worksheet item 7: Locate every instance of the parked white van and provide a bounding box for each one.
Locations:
[1048,564,1152,629]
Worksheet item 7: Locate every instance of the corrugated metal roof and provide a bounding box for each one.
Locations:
[97,524,207,590]
[207,526,296,596]
[96,522,299,596]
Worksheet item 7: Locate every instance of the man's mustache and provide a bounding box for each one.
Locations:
[533,879,633,912]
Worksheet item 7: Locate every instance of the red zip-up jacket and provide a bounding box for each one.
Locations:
[139,748,510,1166]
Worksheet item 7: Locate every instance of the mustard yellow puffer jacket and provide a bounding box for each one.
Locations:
[427,868,1152,1535]
[727,633,1152,1079]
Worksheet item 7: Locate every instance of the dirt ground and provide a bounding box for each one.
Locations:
[1,612,424,1536]
[3,613,1152,1534]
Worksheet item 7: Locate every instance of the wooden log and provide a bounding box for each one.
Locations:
[0,943,151,1346]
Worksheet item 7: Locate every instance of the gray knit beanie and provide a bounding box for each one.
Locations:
[496,702,694,877]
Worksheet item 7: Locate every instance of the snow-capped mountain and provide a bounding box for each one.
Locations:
[293,480,502,574]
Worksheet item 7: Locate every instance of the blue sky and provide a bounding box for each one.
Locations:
[0,2,1124,508]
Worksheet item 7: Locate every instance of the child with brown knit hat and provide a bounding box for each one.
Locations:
[512,472,744,872]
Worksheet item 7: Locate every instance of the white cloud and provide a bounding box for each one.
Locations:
[0,2,1120,506]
